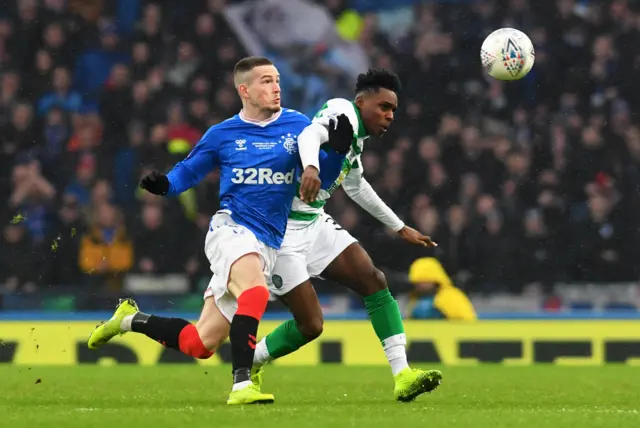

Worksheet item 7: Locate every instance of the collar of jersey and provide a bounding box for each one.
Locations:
[238,108,282,127]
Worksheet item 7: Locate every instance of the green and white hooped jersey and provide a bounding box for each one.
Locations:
[288,98,369,228]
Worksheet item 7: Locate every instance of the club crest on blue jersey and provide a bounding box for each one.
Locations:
[280,133,298,155]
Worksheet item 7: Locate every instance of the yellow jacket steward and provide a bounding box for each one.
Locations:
[79,226,133,273]
[407,257,477,320]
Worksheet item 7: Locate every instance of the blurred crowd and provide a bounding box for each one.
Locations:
[1,0,639,297]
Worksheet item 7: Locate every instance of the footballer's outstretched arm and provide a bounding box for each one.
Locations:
[166,137,219,195]
[140,129,220,196]
[342,167,437,247]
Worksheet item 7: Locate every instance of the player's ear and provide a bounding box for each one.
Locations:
[354,94,366,109]
[237,83,249,100]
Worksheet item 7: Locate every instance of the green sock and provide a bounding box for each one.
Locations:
[264,319,310,359]
[364,288,405,344]
[364,288,409,375]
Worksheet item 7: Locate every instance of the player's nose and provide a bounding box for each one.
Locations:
[385,111,394,122]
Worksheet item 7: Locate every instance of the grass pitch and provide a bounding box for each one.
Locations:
[1,365,638,428]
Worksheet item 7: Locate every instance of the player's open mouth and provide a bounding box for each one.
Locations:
[380,125,388,133]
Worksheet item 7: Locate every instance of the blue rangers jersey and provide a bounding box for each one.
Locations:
[166,108,311,249]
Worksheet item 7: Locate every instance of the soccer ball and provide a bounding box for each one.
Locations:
[480,28,535,81]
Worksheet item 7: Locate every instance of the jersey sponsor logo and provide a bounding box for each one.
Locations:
[231,168,295,185]
[235,139,247,151]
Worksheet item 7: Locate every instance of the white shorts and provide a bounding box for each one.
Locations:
[269,212,357,296]
[203,211,277,322]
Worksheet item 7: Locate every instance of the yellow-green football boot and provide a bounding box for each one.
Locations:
[394,368,442,402]
[227,383,274,405]
[251,366,265,391]
[87,298,139,349]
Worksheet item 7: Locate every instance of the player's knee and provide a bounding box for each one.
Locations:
[298,317,324,341]
[356,267,388,296]
[192,346,215,359]
[197,333,221,356]
[180,325,215,359]
[372,268,388,290]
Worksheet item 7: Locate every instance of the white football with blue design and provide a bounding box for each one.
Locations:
[481,28,535,81]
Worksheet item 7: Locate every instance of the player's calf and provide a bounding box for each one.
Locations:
[339,264,412,375]
[227,284,276,405]
[253,281,323,372]
[124,313,214,359]
[253,312,323,372]
[324,244,409,376]
[88,299,214,359]
[226,254,272,394]
[229,286,270,383]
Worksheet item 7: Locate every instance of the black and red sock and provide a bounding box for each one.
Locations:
[230,286,270,383]
[131,313,213,359]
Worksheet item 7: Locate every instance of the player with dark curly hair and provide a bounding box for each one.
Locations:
[102,69,443,403]
[252,68,443,402]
